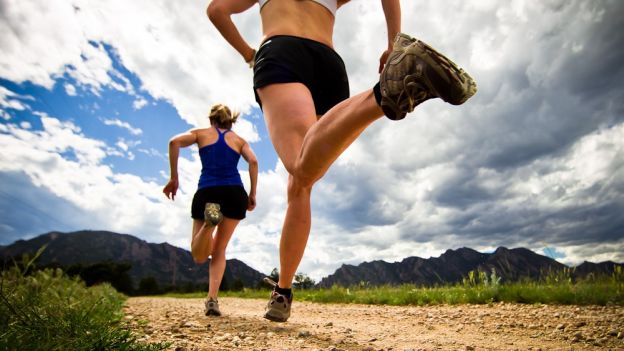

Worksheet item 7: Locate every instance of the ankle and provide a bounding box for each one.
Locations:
[275,286,292,299]
[373,82,382,106]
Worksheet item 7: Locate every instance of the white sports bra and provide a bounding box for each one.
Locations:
[258,0,337,16]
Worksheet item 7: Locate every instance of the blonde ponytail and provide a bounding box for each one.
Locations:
[208,104,239,129]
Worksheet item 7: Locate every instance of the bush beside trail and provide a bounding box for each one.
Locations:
[0,253,168,351]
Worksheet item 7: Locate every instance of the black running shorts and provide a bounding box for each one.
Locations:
[191,185,248,220]
[253,35,350,115]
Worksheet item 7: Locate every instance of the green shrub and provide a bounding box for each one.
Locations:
[0,252,167,351]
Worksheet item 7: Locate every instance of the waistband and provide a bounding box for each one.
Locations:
[260,35,338,55]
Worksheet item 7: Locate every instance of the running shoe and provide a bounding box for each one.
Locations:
[263,277,292,322]
[205,297,221,316]
[204,203,223,226]
[380,33,477,120]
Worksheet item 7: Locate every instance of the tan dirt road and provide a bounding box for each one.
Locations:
[124,297,623,351]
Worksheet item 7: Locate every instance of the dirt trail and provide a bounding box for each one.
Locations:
[124,297,623,351]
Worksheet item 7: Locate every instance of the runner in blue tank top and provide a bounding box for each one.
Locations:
[163,104,258,317]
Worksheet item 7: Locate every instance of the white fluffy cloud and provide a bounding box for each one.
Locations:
[0,113,190,246]
[102,117,143,136]
[1,0,623,279]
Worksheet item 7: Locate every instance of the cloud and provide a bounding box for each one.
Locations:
[64,83,77,96]
[133,96,148,110]
[1,0,623,280]
[0,113,187,246]
[0,86,32,116]
[101,117,143,136]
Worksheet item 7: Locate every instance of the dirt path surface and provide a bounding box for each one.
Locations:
[124,297,623,351]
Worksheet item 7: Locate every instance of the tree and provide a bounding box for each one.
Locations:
[269,268,279,282]
[231,278,244,291]
[138,277,160,295]
[76,261,134,295]
[293,272,315,290]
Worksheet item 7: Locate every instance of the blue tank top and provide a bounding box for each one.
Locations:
[197,128,243,189]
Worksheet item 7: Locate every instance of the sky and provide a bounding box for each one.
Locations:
[1,0,623,280]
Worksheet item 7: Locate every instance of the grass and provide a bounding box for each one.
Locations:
[163,267,624,306]
[0,250,169,351]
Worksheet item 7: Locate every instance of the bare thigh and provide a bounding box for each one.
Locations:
[257,83,318,173]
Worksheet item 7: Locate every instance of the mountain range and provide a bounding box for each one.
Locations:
[319,247,622,287]
[0,230,265,290]
[1,231,621,289]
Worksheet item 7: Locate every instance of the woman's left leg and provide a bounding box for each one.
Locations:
[208,217,240,299]
[191,219,216,264]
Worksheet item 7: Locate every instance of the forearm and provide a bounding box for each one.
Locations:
[168,142,180,180]
[381,0,401,47]
[248,161,258,195]
[207,2,255,62]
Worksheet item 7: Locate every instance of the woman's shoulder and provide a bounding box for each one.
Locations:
[190,127,215,135]
[226,130,247,143]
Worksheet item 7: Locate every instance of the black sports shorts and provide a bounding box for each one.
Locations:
[191,185,248,220]
[253,35,350,115]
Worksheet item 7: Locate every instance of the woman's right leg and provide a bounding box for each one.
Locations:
[207,217,240,299]
[257,83,318,289]
[258,83,385,288]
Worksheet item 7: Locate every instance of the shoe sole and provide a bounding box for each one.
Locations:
[263,312,288,322]
[206,310,221,317]
[414,39,477,105]
[380,34,477,120]
[204,203,223,226]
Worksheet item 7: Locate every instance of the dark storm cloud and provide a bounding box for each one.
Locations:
[314,1,624,267]
[0,171,93,244]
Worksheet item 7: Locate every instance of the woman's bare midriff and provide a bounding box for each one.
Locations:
[260,0,335,47]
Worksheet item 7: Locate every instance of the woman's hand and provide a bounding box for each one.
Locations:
[163,178,179,200]
[247,193,256,211]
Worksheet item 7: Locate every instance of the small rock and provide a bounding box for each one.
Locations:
[618,331,623,339]
[607,329,618,336]
[574,321,587,328]
[174,347,186,351]
[327,346,337,351]
[324,322,333,327]
[298,330,311,338]
[556,324,565,330]
[368,337,377,342]
[465,346,475,351]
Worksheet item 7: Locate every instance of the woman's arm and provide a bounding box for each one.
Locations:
[240,141,258,210]
[163,130,198,200]
[207,0,257,64]
[378,0,401,73]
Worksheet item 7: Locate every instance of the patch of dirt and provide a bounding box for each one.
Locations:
[124,297,623,351]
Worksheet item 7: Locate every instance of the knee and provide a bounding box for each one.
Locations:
[193,255,208,265]
[287,173,314,200]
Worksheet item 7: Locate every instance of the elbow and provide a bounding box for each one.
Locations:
[249,158,259,168]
